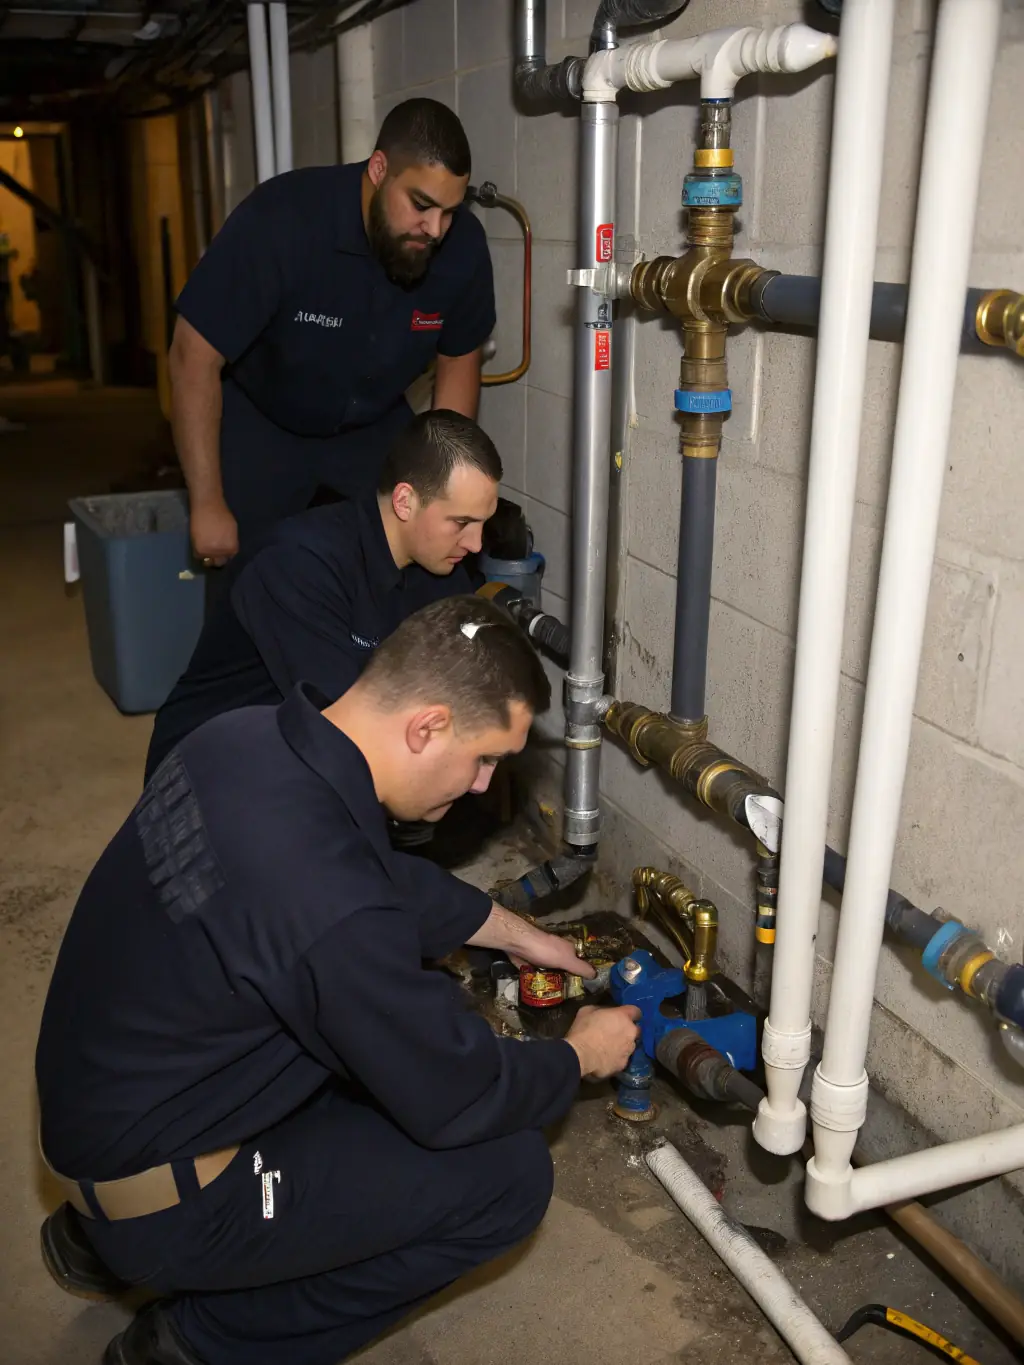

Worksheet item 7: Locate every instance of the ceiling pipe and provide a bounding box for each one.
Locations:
[806,0,1007,1222]
[246,2,275,183]
[268,1,292,174]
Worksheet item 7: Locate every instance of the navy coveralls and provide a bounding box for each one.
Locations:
[176,160,496,543]
[36,686,580,1365]
[144,494,474,780]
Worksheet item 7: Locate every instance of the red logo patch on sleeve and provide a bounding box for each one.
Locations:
[411,310,444,331]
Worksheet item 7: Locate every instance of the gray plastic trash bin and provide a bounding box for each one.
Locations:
[69,490,205,714]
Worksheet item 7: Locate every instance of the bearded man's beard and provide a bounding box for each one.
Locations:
[367,189,438,288]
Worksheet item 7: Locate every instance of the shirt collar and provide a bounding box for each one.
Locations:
[335,159,372,256]
[356,493,403,591]
[276,683,392,858]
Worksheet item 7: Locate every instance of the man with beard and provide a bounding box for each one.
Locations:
[168,98,494,565]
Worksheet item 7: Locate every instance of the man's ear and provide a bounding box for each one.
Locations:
[391,482,417,524]
[405,706,452,755]
[367,149,388,188]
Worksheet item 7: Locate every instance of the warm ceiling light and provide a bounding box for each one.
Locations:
[13,127,24,138]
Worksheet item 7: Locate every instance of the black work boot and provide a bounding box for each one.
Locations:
[104,1302,207,1365]
[40,1202,129,1299]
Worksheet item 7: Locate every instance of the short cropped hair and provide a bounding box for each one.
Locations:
[375,98,471,178]
[378,409,502,504]
[359,596,550,732]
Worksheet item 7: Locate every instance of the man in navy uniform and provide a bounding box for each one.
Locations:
[144,409,500,781]
[36,596,640,1365]
[169,97,494,565]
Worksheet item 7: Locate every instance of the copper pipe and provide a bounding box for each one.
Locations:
[476,190,532,386]
[885,1199,1024,1346]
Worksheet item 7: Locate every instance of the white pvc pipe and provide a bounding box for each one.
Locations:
[269,2,293,174]
[754,0,896,1160]
[646,1143,851,1364]
[808,0,1002,1213]
[337,22,375,162]
[583,23,836,101]
[837,1125,1024,1219]
[247,3,276,183]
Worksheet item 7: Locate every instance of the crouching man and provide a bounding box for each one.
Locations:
[35,595,639,1365]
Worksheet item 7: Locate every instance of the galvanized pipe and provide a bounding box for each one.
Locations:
[564,100,619,850]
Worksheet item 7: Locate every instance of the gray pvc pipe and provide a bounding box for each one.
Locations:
[670,455,718,723]
[754,274,992,355]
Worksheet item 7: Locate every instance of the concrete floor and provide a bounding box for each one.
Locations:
[0,382,1019,1365]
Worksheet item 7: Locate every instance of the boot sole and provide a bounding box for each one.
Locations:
[40,1220,127,1301]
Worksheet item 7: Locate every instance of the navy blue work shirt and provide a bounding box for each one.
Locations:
[175,161,495,441]
[145,494,475,780]
[36,684,581,1181]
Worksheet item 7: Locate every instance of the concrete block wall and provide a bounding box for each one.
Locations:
[224,0,1024,1278]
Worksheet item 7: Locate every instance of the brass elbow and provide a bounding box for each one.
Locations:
[976,289,1024,358]
[632,867,718,984]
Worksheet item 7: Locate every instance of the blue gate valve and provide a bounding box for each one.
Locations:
[610,950,757,1073]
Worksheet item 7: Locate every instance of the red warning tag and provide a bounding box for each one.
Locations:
[594,330,610,371]
[596,222,613,263]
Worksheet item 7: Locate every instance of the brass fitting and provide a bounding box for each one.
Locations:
[630,250,766,327]
[631,867,718,984]
[976,289,1024,358]
[604,701,776,831]
[689,900,718,984]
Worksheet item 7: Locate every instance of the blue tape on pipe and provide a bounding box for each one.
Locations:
[682,172,742,208]
[675,388,732,414]
[921,920,966,988]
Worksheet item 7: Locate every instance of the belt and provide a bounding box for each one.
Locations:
[43,1144,239,1222]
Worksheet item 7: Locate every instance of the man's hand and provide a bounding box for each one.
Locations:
[191,498,239,565]
[565,1005,641,1079]
[465,904,596,980]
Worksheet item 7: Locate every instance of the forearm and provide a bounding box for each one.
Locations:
[466,904,556,962]
[433,349,481,419]
[170,354,226,507]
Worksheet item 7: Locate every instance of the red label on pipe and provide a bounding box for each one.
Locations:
[596,222,613,263]
[594,330,610,370]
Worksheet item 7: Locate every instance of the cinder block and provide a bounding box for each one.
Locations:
[401,0,455,88]
[620,553,675,710]
[524,495,570,599]
[457,0,514,68]
[624,419,681,579]
[458,65,517,228]
[516,108,579,243]
[525,386,573,514]
[940,352,1024,561]
[976,38,1024,252]
[711,463,805,638]
[876,35,931,255]
[757,329,815,477]
[980,576,1024,770]
[632,310,683,422]
[311,42,337,111]
[561,0,594,40]
[760,67,833,247]
[894,719,1024,950]
[372,7,404,96]
[375,79,456,133]
[479,382,526,493]
[915,559,994,743]
[527,241,575,399]
[487,237,526,375]
[725,324,762,449]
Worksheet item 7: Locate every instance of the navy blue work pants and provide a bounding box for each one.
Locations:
[83,1089,554,1365]
[219,380,415,550]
